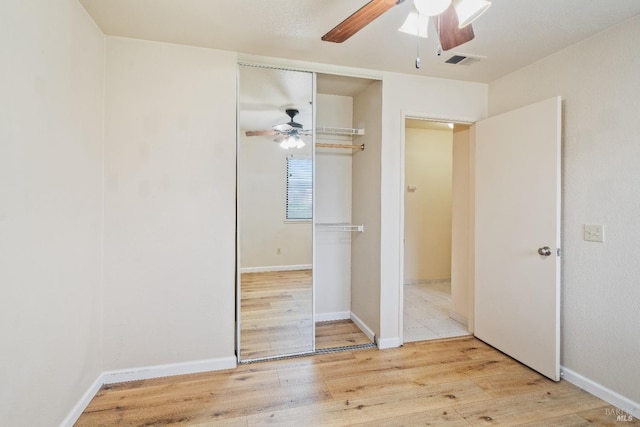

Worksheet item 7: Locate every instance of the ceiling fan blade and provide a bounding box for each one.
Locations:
[436,4,475,51]
[322,0,400,43]
[245,130,278,137]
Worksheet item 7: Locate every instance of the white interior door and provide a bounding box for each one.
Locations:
[474,96,561,381]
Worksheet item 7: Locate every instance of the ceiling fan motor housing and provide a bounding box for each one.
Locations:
[285,109,303,128]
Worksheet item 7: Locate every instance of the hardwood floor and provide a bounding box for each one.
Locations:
[239,270,372,360]
[240,270,314,360]
[316,320,372,350]
[76,337,634,426]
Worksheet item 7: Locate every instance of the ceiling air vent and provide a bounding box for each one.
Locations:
[444,53,486,66]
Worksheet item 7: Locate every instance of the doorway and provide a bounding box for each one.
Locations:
[402,118,471,342]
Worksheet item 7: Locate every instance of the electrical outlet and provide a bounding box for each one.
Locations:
[276,248,281,255]
[584,224,604,242]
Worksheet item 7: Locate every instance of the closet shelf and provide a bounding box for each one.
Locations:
[316,223,364,232]
[316,127,365,136]
[316,143,365,151]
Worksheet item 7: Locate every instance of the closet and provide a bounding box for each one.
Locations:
[237,65,381,362]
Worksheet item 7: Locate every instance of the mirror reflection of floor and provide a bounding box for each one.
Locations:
[403,280,470,343]
[240,270,373,361]
[240,270,314,360]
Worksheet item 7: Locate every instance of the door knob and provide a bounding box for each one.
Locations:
[538,246,552,256]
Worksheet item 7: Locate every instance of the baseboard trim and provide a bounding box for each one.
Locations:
[240,264,312,273]
[61,356,237,426]
[102,356,237,384]
[403,278,451,286]
[60,374,104,427]
[449,311,468,327]
[350,312,376,343]
[316,311,351,322]
[561,366,639,418]
[377,337,402,349]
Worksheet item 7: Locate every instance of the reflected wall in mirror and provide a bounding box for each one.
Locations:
[238,65,314,361]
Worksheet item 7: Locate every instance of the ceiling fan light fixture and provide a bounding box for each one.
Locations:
[280,135,305,150]
[453,0,491,28]
[398,9,429,38]
[414,0,451,17]
[279,139,290,150]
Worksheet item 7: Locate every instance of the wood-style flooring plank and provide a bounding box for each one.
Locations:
[76,338,636,426]
[453,381,611,426]
[239,270,372,359]
[239,270,313,360]
[315,320,373,350]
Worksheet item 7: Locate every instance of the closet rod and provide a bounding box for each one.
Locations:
[316,223,364,232]
[316,143,365,151]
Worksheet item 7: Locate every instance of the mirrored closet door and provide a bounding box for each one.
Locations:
[237,65,314,361]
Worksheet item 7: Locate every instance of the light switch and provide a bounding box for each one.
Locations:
[407,185,417,192]
[584,224,604,242]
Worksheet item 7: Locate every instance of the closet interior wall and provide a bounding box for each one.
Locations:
[314,93,355,321]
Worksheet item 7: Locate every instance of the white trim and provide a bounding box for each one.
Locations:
[377,337,402,349]
[449,311,469,327]
[62,356,237,425]
[102,357,237,385]
[399,110,406,346]
[315,311,351,322]
[59,375,104,427]
[311,71,317,352]
[239,264,312,274]
[398,110,478,346]
[235,63,242,367]
[561,366,640,418]
[403,111,477,126]
[350,311,376,343]
[238,53,382,80]
[403,278,451,286]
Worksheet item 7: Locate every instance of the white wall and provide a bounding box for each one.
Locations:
[239,135,312,269]
[451,128,472,323]
[352,82,384,338]
[0,0,104,424]
[103,37,237,370]
[315,94,355,317]
[489,15,640,406]
[380,73,487,346]
[404,127,453,283]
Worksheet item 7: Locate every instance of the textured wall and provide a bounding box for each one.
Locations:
[404,128,453,282]
[489,15,640,405]
[103,37,237,370]
[315,93,355,317]
[0,0,104,424]
[352,82,384,337]
[380,72,487,344]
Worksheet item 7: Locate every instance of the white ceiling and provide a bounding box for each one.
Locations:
[79,0,640,83]
[238,66,314,131]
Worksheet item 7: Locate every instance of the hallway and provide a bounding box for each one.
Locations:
[403,279,469,342]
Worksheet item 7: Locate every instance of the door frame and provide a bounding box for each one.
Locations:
[398,110,476,344]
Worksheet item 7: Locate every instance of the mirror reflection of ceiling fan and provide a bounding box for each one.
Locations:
[321,0,491,52]
[245,109,311,149]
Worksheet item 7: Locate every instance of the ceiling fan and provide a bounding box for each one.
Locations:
[245,109,311,149]
[321,0,491,52]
